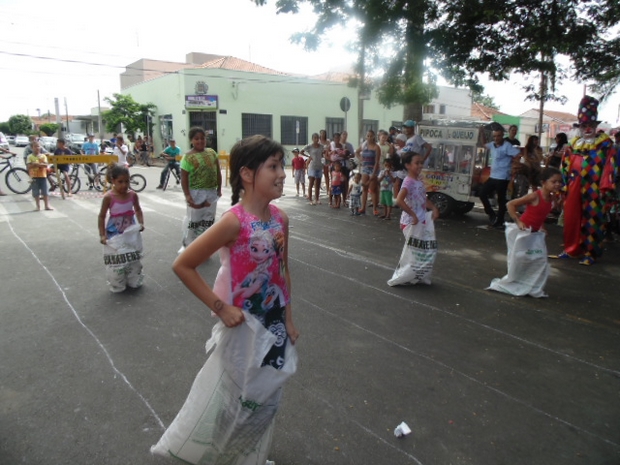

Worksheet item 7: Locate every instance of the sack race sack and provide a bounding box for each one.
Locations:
[487,223,549,298]
[103,224,143,293]
[182,189,219,248]
[151,314,298,465]
[388,211,437,286]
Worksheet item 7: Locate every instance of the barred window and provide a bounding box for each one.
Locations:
[325,118,344,139]
[439,104,446,115]
[362,119,379,136]
[423,105,435,114]
[281,116,308,146]
[242,113,272,139]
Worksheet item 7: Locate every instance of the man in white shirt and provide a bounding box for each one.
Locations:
[402,120,432,166]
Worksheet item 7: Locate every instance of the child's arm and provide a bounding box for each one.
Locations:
[133,193,144,231]
[396,187,419,224]
[378,170,385,181]
[98,195,112,244]
[172,213,246,328]
[215,157,222,197]
[279,209,299,344]
[425,198,440,221]
[507,192,537,230]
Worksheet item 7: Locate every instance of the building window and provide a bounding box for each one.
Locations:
[423,105,435,114]
[281,116,308,146]
[325,118,344,139]
[362,119,379,137]
[439,104,446,115]
[242,113,272,139]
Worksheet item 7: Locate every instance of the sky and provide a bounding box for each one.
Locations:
[1,0,618,127]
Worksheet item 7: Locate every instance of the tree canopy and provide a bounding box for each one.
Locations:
[255,0,620,121]
[8,115,33,135]
[102,94,156,138]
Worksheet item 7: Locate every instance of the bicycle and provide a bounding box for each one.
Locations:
[93,165,146,193]
[47,164,81,194]
[1,153,32,194]
[160,156,181,191]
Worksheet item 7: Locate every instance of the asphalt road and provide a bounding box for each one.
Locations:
[1,151,619,465]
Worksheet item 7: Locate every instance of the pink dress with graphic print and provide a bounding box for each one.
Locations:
[105,191,136,238]
[213,203,290,369]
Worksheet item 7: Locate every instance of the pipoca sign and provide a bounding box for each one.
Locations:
[418,127,477,142]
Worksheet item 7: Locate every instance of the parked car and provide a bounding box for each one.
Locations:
[7,135,16,145]
[65,133,87,153]
[14,135,29,147]
[0,132,9,150]
[39,136,58,152]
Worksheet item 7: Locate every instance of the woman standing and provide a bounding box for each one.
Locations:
[356,129,382,215]
[180,127,222,250]
[512,135,543,199]
[302,133,326,205]
[546,133,568,169]
[319,129,330,196]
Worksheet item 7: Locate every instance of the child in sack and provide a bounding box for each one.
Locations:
[487,167,563,298]
[161,135,299,464]
[98,164,145,292]
[388,150,439,286]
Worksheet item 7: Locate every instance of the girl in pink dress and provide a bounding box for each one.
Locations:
[170,135,300,463]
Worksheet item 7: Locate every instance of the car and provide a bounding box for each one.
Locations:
[0,132,9,150]
[65,133,87,153]
[14,135,29,147]
[7,135,16,145]
[39,136,58,152]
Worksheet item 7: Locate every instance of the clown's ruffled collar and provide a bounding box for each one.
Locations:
[570,133,611,152]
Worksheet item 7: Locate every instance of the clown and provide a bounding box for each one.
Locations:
[551,96,618,265]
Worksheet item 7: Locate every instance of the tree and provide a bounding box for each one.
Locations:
[433,0,619,136]
[102,94,156,138]
[8,115,33,135]
[39,123,60,136]
[255,0,619,130]
[0,122,10,134]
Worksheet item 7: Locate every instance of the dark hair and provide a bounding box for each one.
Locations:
[332,132,341,138]
[57,138,66,144]
[229,135,285,205]
[555,132,568,149]
[540,166,561,182]
[188,126,206,140]
[509,124,518,131]
[401,150,422,166]
[106,163,130,183]
[525,135,539,151]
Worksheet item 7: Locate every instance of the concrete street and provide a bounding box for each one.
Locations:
[1,149,619,465]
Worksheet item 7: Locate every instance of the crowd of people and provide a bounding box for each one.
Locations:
[292,121,431,221]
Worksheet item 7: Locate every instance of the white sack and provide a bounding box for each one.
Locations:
[388,211,437,286]
[182,189,218,247]
[103,224,143,292]
[151,314,298,465]
[487,223,549,298]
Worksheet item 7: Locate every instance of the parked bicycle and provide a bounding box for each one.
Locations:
[0,153,32,194]
[92,165,146,193]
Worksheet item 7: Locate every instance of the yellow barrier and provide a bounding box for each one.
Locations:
[47,155,119,198]
[219,151,230,186]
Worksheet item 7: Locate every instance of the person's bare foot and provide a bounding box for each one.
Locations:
[45,206,54,211]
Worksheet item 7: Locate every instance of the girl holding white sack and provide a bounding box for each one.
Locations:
[388,150,439,286]
[152,136,299,465]
[180,127,222,250]
[488,167,563,298]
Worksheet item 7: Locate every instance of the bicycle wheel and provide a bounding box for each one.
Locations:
[162,167,170,191]
[127,153,137,167]
[5,167,32,194]
[130,173,146,192]
[93,167,108,192]
[63,174,81,194]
